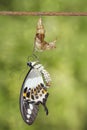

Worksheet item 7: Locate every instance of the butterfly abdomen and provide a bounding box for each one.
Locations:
[34,63,51,87]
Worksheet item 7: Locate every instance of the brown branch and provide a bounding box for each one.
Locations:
[0,11,87,16]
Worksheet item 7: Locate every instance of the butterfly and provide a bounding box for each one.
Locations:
[20,61,51,125]
[34,18,56,52]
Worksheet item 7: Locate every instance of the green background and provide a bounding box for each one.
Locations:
[0,0,87,130]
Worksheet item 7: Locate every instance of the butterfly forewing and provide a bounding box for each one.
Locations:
[20,68,45,125]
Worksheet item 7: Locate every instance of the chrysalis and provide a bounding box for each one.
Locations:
[34,18,56,52]
[20,61,51,125]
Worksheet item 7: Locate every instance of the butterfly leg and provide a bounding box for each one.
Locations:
[42,92,49,115]
[42,102,48,115]
[35,101,48,115]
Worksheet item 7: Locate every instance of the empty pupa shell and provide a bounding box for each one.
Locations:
[34,18,56,52]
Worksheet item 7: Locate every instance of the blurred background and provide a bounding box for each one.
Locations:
[0,0,87,130]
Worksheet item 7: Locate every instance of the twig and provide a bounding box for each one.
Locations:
[0,11,87,16]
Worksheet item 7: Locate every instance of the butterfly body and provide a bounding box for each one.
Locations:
[20,61,51,125]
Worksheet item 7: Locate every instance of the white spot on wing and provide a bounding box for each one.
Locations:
[27,109,32,114]
[29,104,33,110]
[27,114,30,119]
[26,119,29,122]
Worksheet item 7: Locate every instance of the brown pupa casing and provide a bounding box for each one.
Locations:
[34,18,56,52]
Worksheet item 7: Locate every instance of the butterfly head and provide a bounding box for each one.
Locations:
[27,61,39,68]
[27,62,32,67]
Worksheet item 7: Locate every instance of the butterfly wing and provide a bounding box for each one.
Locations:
[20,68,47,125]
[20,100,39,125]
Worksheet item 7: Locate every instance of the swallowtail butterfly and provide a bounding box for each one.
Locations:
[20,61,51,125]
